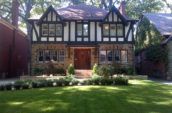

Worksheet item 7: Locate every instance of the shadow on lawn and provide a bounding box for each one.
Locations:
[0,80,172,113]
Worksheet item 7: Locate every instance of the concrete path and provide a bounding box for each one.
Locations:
[149,78,172,85]
[0,78,19,85]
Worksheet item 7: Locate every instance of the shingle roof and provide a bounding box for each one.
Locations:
[57,4,108,20]
[143,13,172,36]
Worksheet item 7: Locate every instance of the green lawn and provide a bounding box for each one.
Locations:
[0,80,172,113]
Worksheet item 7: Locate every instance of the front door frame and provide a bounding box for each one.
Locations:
[74,48,91,69]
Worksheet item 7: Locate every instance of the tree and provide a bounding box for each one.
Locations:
[125,0,164,19]
[162,0,172,13]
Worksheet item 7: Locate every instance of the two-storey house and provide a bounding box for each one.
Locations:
[28,3,136,75]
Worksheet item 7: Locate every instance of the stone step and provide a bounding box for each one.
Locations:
[75,70,92,78]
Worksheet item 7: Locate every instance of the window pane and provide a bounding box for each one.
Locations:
[42,24,48,36]
[49,24,56,36]
[45,50,50,61]
[59,50,65,62]
[50,50,57,61]
[56,24,62,36]
[38,50,43,62]
[83,24,88,36]
[121,50,127,63]
[77,24,82,36]
[103,24,109,36]
[107,51,113,63]
[114,50,120,62]
[117,24,123,36]
[100,51,106,63]
[110,24,116,36]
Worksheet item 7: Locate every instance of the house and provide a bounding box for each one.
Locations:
[0,19,29,78]
[136,13,172,79]
[28,3,136,75]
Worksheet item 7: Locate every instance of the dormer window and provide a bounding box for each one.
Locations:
[102,23,124,37]
[41,23,62,37]
[117,24,123,36]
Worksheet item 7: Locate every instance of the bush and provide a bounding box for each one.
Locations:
[67,64,75,75]
[33,67,44,75]
[5,84,13,90]
[92,63,99,75]
[98,65,112,78]
[83,76,128,86]
[114,76,128,85]
[53,68,66,75]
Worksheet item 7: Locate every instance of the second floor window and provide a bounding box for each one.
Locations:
[102,23,124,37]
[41,23,62,37]
[77,23,89,36]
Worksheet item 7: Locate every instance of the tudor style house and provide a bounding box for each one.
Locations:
[28,3,136,74]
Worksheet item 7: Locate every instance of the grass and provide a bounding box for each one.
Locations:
[0,80,172,113]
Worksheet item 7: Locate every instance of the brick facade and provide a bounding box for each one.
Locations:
[31,44,133,74]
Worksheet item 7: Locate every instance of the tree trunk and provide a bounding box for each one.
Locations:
[11,0,19,27]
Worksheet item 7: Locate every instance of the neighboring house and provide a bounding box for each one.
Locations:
[136,13,172,79]
[28,3,136,75]
[0,19,29,78]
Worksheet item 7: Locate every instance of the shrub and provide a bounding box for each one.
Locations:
[92,63,99,75]
[53,68,66,75]
[0,85,5,91]
[5,84,13,90]
[114,76,128,85]
[83,76,128,86]
[33,67,44,75]
[98,65,112,78]
[67,64,75,75]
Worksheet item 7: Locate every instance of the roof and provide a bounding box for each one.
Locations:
[143,13,172,36]
[0,19,26,37]
[57,4,108,20]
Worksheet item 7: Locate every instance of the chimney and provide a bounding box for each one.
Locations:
[119,1,127,17]
[12,0,19,28]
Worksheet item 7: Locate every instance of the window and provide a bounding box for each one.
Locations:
[110,24,116,36]
[99,49,128,64]
[50,50,57,61]
[107,51,113,62]
[42,24,48,36]
[77,23,89,36]
[114,50,120,62]
[99,51,106,63]
[121,50,127,63]
[56,24,62,36]
[77,24,82,36]
[49,24,55,36]
[38,50,44,62]
[45,50,50,61]
[83,24,88,36]
[103,24,109,36]
[37,50,65,63]
[59,50,65,62]
[41,23,62,36]
[102,24,124,37]
[117,24,123,36]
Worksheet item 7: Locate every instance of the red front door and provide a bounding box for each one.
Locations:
[74,49,91,69]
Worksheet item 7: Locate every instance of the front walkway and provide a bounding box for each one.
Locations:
[0,78,19,85]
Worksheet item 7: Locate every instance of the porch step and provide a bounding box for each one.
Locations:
[75,70,92,78]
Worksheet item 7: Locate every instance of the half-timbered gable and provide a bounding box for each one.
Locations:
[28,3,137,75]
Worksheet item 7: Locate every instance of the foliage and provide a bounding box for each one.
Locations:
[67,64,75,75]
[126,0,164,19]
[33,67,44,75]
[136,17,163,50]
[97,65,112,78]
[145,44,168,63]
[92,63,99,75]
[83,76,128,85]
